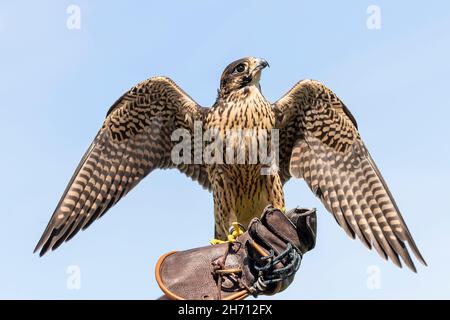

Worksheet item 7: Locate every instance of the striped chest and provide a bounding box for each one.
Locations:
[205,87,275,167]
[206,87,274,131]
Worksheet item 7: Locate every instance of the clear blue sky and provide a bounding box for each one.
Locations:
[1,1,449,299]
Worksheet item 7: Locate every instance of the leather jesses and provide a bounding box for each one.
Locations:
[155,206,317,300]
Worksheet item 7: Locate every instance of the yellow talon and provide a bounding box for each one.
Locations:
[210,222,245,245]
[209,239,228,245]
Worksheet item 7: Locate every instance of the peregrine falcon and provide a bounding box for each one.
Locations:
[35,57,426,272]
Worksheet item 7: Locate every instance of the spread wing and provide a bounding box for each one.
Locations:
[35,76,210,256]
[273,79,426,271]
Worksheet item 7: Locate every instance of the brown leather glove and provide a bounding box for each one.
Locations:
[155,205,316,300]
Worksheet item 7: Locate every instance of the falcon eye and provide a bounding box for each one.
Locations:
[234,64,246,73]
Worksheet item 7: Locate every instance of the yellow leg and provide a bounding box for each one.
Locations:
[210,222,245,245]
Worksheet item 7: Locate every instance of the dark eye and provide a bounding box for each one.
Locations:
[234,64,246,73]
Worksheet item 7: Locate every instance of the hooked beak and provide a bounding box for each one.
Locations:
[248,58,269,88]
[254,58,269,72]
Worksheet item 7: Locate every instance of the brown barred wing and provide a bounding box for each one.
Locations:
[35,77,209,256]
[273,80,426,271]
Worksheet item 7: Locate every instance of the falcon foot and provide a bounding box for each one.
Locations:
[155,205,317,300]
[209,222,246,245]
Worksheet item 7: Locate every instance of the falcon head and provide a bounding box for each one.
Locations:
[219,57,269,97]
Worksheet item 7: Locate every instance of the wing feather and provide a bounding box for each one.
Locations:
[274,79,426,271]
[35,77,211,256]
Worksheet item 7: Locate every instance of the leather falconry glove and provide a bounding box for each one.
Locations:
[155,205,317,300]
